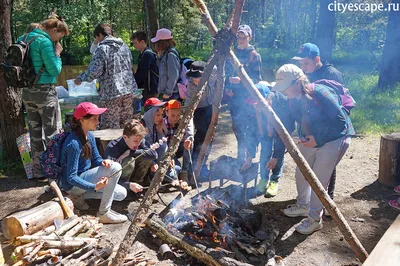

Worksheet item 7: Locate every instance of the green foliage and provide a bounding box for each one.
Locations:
[346,74,400,134]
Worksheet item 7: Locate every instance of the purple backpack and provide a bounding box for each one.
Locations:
[40,132,70,180]
[313,79,356,114]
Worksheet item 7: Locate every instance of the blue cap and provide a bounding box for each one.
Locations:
[255,81,271,98]
[292,43,320,60]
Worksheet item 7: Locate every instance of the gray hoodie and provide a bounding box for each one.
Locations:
[157,47,180,96]
[78,36,138,101]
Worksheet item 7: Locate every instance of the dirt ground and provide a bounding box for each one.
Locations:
[0,110,398,266]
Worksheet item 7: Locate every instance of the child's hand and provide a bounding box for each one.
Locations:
[302,135,317,148]
[151,163,158,172]
[95,177,109,191]
[229,76,241,84]
[162,94,170,99]
[116,150,130,164]
[130,182,143,193]
[184,139,193,150]
[102,159,113,168]
[225,89,233,97]
[267,158,278,170]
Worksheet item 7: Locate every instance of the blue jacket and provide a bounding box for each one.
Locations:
[60,131,103,192]
[296,84,355,147]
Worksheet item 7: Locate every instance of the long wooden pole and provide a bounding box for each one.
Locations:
[193,53,226,178]
[193,0,368,262]
[113,53,219,265]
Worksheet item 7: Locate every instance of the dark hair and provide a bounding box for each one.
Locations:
[94,23,114,38]
[70,114,93,160]
[123,119,148,137]
[155,39,176,53]
[131,30,147,42]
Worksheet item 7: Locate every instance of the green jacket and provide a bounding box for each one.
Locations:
[18,28,62,84]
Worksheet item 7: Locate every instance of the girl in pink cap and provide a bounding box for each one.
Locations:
[151,28,181,101]
[59,102,128,224]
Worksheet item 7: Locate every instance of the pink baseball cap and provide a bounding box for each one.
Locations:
[151,28,173,43]
[73,102,107,120]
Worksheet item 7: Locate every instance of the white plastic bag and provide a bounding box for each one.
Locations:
[67,79,98,97]
[56,86,69,98]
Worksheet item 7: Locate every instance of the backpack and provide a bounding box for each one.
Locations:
[39,132,70,181]
[313,79,356,114]
[166,49,194,99]
[1,33,45,88]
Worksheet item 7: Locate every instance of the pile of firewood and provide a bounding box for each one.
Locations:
[10,215,112,266]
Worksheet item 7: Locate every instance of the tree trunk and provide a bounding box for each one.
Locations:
[378,0,400,89]
[378,133,400,187]
[315,0,335,62]
[144,0,159,46]
[0,0,26,161]
[310,0,318,41]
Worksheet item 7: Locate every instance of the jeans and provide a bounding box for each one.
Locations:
[259,135,284,183]
[68,163,127,214]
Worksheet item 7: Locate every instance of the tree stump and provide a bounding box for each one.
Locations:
[379,133,400,187]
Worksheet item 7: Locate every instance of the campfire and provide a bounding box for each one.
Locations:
[160,188,281,265]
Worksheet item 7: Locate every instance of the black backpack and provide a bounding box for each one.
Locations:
[1,33,44,88]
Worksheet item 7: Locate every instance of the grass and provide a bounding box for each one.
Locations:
[346,74,400,135]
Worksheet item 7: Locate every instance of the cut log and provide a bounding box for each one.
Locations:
[1,198,74,240]
[145,215,252,266]
[378,133,400,187]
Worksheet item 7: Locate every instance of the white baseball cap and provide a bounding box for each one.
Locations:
[273,64,305,92]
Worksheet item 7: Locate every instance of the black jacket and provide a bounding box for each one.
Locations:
[134,47,159,95]
[307,62,345,84]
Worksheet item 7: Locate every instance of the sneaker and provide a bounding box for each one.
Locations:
[394,185,400,194]
[388,198,400,210]
[256,179,269,194]
[265,181,279,197]
[283,203,308,217]
[70,195,89,211]
[295,217,323,235]
[98,210,128,224]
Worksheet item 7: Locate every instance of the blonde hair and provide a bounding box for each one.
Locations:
[40,14,69,35]
[26,23,40,33]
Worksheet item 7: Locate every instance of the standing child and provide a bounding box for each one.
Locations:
[60,102,128,224]
[104,120,158,192]
[185,61,216,167]
[151,28,181,101]
[225,25,262,171]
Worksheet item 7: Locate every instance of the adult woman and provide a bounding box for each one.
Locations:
[151,28,181,101]
[21,14,68,179]
[60,102,128,224]
[273,64,354,234]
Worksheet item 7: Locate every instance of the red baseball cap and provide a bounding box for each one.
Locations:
[73,102,108,120]
[144,98,166,108]
[165,100,181,110]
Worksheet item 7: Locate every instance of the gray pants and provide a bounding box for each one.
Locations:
[22,85,61,177]
[295,136,351,220]
[68,163,127,214]
[99,94,134,129]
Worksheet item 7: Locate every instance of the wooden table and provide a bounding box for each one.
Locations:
[92,129,123,157]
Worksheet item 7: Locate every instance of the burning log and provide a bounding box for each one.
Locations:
[1,198,74,240]
[145,215,253,266]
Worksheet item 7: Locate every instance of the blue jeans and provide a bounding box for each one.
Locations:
[229,100,248,165]
[68,163,127,214]
[259,135,284,183]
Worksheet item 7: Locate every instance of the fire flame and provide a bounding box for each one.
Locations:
[212,232,220,243]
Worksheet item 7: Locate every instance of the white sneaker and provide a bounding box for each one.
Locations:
[283,203,308,217]
[98,210,128,224]
[295,217,323,235]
